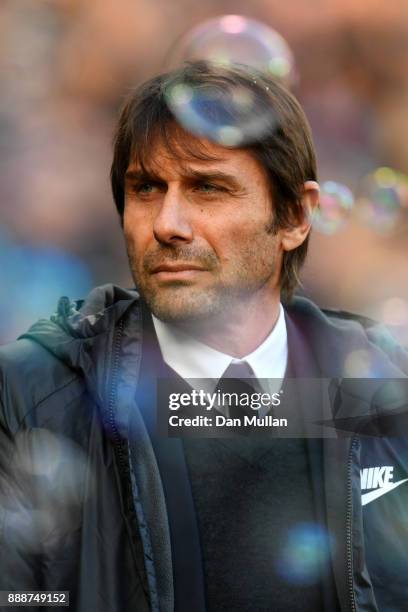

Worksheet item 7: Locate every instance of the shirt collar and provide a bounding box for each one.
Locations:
[152,304,288,383]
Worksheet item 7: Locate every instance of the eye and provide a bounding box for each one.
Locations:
[137,182,157,194]
[125,181,160,197]
[196,183,224,194]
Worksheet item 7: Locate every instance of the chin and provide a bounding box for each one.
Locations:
[148,302,213,324]
[145,288,223,324]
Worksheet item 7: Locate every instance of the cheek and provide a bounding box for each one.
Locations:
[226,221,280,268]
[123,229,144,277]
[123,210,151,255]
[124,200,155,231]
[225,217,272,247]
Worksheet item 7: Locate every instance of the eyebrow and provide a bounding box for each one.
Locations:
[124,169,161,182]
[124,168,242,190]
[184,169,241,188]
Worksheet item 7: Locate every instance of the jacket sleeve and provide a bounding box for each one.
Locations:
[0,393,44,593]
[0,338,93,608]
[0,340,60,595]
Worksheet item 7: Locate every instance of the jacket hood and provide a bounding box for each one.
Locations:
[20,285,140,408]
[22,284,138,365]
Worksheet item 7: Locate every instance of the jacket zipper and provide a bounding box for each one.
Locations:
[107,318,159,611]
[346,435,358,612]
[107,318,127,466]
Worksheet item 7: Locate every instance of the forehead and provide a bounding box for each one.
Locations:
[126,125,267,181]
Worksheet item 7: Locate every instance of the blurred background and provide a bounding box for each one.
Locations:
[1,0,407,345]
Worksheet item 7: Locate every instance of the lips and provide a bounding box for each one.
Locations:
[151,263,206,274]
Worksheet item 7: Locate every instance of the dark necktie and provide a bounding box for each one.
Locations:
[215,360,261,419]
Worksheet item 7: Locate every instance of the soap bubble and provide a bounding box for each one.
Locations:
[381,297,408,328]
[310,181,354,235]
[0,429,93,554]
[165,79,278,146]
[355,167,408,233]
[168,15,295,85]
[343,349,390,378]
[164,16,295,146]
[275,523,334,585]
[343,350,373,377]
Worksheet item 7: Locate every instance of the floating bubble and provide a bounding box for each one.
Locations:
[165,56,286,148]
[0,429,94,553]
[378,297,408,346]
[168,15,295,85]
[164,16,295,146]
[381,297,408,328]
[343,349,390,378]
[275,523,334,585]
[355,167,408,233]
[373,380,408,413]
[5,508,57,554]
[12,429,90,499]
[165,77,278,147]
[17,428,63,480]
[310,181,354,235]
[343,349,372,377]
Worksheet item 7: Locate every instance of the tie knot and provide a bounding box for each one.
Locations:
[215,360,261,423]
[220,360,256,380]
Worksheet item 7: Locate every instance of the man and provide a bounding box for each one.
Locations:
[0,61,407,612]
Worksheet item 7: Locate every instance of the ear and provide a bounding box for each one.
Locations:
[280,181,320,252]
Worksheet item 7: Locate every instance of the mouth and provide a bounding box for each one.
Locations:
[152,263,205,273]
[150,262,207,282]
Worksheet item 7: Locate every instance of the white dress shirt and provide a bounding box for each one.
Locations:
[152,305,288,416]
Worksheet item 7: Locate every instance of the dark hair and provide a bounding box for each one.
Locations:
[111,61,317,301]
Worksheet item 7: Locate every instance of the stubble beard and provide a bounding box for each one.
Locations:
[135,278,230,324]
[125,225,280,328]
[126,247,268,328]
[126,241,229,324]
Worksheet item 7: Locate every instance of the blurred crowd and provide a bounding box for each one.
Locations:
[0,0,407,344]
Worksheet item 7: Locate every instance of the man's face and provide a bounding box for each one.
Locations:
[123,132,285,324]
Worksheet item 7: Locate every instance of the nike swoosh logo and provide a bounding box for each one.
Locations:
[362,478,408,506]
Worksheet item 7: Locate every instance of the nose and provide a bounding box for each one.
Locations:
[153,185,193,245]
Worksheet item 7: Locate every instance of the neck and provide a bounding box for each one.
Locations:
[174,293,282,358]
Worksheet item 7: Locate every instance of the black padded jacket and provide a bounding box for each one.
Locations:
[0,284,407,612]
